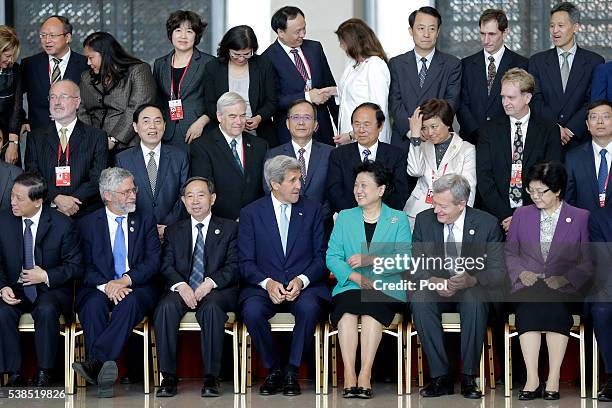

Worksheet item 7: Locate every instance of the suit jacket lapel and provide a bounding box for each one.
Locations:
[178,219,194,279]
[304,142,320,190]
[0,165,9,203]
[274,41,306,86]
[438,134,462,170]
[581,143,600,200]
[68,121,83,157]
[12,214,23,269]
[404,51,421,94]
[133,148,154,201]
[285,200,303,257]
[97,210,114,276]
[34,209,51,264]
[214,129,243,177]
[248,61,260,107]
[37,53,51,93]
[203,217,223,274]
[178,48,201,94]
[301,42,316,84]
[523,120,539,165]
[45,125,61,159]
[500,120,512,170]
[562,48,586,100]
[420,52,444,96]
[486,48,510,109]
[547,203,572,261]
[262,197,285,261]
[242,134,256,179]
[460,208,476,257]
[544,49,565,102]
[155,146,171,200]
[127,213,137,267]
[370,204,393,248]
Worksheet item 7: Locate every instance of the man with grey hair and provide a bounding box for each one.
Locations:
[190,91,267,220]
[410,173,505,399]
[73,167,161,398]
[238,155,329,396]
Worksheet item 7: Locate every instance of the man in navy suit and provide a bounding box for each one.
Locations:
[0,172,81,387]
[389,6,461,153]
[528,2,604,151]
[239,155,329,396]
[72,167,160,398]
[457,9,528,145]
[116,104,189,240]
[592,62,612,102]
[262,6,338,146]
[566,100,612,211]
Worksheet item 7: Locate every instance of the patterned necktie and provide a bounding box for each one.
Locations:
[560,52,570,92]
[113,216,126,280]
[446,223,458,258]
[487,56,496,95]
[509,121,524,203]
[290,48,310,89]
[418,57,428,88]
[51,57,62,84]
[189,223,205,290]
[279,204,289,255]
[23,219,37,303]
[59,127,68,152]
[298,148,307,184]
[598,149,608,195]
[147,151,157,196]
[363,148,371,162]
[230,139,244,174]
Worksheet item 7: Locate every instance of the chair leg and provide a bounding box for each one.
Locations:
[580,323,586,398]
[150,327,159,388]
[247,335,252,387]
[331,330,337,388]
[64,326,70,393]
[240,326,247,394]
[323,322,330,395]
[487,327,495,389]
[594,333,599,399]
[417,335,423,387]
[397,322,403,395]
[480,344,486,394]
[405,323,412,394]
[504,323,511,397]
[232,323,239,394]
[315,324,321,394]
[143,321,150,394]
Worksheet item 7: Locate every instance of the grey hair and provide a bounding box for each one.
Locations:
[99,167,134,204]
[50,79,80,98]
[216,91,246,114]
[264,155,302,188]
[551,2,580,24]
[432,174,471,205]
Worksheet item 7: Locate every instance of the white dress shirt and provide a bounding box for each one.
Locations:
[141,142,161,169]
[291,139,312,172]
[220,126,244,167]
[358,141,379,161]
[593,140,612,176]
[509,110,531,208]
[48,48,71,82]
[415,49,436,71]
[97,207,130,293]
[484,46,506,73]
[54,117,77,144]
[277,39,313,100]
[444,208,466,257]
[556,42,577,73]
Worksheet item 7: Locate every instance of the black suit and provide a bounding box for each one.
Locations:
[21,51,88,130]
[0,207,82,372]
[0,162,22,211]
[25,121,108,218]
[326,142,410,214]
[458,47,528,144]
[476,115,561,221]
[154,216,239,377]
[190,127,267,220]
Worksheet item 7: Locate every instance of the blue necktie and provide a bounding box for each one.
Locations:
[598,149,608,195]
[189,223,205,290]
[279,204,289,255]
[113,216,126,280]
[230,139,244,174]
[23,219,37,303]
[418,57,428,88]
[363,148,371,162]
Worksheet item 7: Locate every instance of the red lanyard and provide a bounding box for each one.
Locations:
[431,163,448,183]
[170,53,192,100]
[57,142,70,166]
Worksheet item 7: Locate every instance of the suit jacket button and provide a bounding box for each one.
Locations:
[152,203,156,207]
[560,114,564,119]
[486,117,491,121]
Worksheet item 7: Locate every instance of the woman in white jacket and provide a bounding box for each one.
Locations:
[404,98,476,230]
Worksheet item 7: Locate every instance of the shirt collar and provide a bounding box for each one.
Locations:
[415,48,436,65]
[191,213,211,230]
[540,201,563,221]
[291,139,312,155]
[54,117,78,137]
[510,109,531,126]
[141,142,162,157]
[557,42,577,57]
[592,140,612,156]
[270,192,291,211]
[105,206,128,222]
[219,125,243,146]
[358,141,378,157]
[277,39,301,56]
[23,206,43,226]
[48,48,71,65]
[484,45,506,64]
[447,207,466,233]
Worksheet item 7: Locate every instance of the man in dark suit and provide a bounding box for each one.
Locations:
[262,6,338,146]
[116,104,188,240]
[592,62,612,102]
[476,68,561,232]
[25,79,108,219]
[410,174,505,399]
[72,167,160,398]
[566,100,612,212]
[327,103,409,214]
[389,6,461,152]
[21,16,88,133]
[0,160,22,211]
[264,99,333,219]
[239,155,330,396]
[190,92,267,221]
[457,9,528,144]
[0,172,81,387]
[528,2,604,150]
[154,177,239,398]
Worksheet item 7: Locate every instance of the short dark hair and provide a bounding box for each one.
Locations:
[271,6,304,32]
[13,172,47,201]
[587,99,612,116]
[181,176,215,195]
[133,103,164,123]
[353,160,394,196]
[409,6,441,29]
[166,10,207,46]
[351,102,385,128]
[551,2,580,24]
[217,25,258,63]
[420,98,455,127]
[479,9,508,32]
[42,15,73,34]
[287,99,317,121]
[525,161,567,199]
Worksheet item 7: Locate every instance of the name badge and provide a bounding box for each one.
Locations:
[510,163,522,187]
[425,188,434,204]
[600,193,607,208]
[168,99,184,121]
[55,166,71,187]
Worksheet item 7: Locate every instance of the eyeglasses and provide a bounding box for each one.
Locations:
[229,50,253,60]
[588,113,611,122]
[39,33,68,40]
[113,187,138,197]
[526,188,550,197]
[288,114,314,122]
[48,94,79,102]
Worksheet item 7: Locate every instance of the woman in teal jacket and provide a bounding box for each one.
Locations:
[326,160,411,398]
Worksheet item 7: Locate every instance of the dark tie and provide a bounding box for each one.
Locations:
[509,121,524,203]
[230,139,244,174]
[113,216,126,280]
[298,148,307,184]
[598,149,608,194]
[147,151,157,196]
[290,48,310,89]
[363,148,371,162]
[418,57,428,88]
[487,56,496,95]
[23,219,37,303]
[189,223,205,290]
[51,57,62,84]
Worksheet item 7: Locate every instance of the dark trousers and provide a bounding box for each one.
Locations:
[154,287,238,377]
[590,302,612,374]
[76,285,158,362]
[240,290,324,370]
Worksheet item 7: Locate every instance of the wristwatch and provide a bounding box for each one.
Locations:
[108,136,118,144]
[7,140,18,145]
[410,137,422,147]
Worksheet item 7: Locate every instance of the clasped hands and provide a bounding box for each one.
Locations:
[266,277,304,304]
[1,267,48,304]
[519,271,569,290]
[177,279,215,309]
[105,276,132,305]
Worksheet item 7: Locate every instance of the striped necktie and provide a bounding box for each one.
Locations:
[51,58,62,84]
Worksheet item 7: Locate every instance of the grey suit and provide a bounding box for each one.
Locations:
[389,50,461,152]
[0,161,22,211]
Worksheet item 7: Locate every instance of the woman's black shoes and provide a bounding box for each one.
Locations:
[343,386,373,399]
[543,390,560,400]
[518,384,543,400]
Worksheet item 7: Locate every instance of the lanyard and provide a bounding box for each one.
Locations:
[170,53,192,100]
[57,142,70,166]
[431,163,448,183]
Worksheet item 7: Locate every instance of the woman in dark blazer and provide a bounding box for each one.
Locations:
[505,161,591,401]
[153,10,214,151]
[204,25,278,146]
[78,32,156,153]
[0,26,22,164]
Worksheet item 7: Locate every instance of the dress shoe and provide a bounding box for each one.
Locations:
[156,376,177,397]
[201,375,220,397]
[34,370,52,387]
[460,375,482,399]
[342,386,359,398]
[96,361,118,398]
[120,375,142,384]
[420,375,454,397]
[543,390,560,400]
[356,386,373,399]
[5,373,27,387]
[259,369,284,395]
[72,359,103,385]
[598,378,612,402]
[518,384,543,400]
[283,371,301,396]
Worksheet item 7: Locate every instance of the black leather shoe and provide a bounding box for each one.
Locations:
[460,375,482,399]
[356,387,373,399]
[598,378,612,402]
[5,373,27,387]
[543,390,560,400]
[343,386,359,398]
[72,359,103,385]
[283,372,301,396]
[259,369,284,395]
[34,370,52,387]
[420,375,454,397]
[518,384,543,400]
[156,376,177,397]
[201,375,220,397]
[120,375,142,384]
[96,361,118,398]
